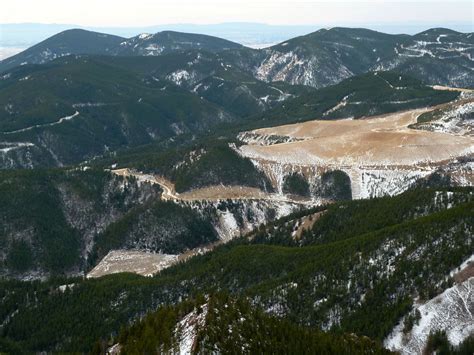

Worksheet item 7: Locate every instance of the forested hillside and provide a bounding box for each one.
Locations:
[0,168,220,278]
[0,25,472,355]
[110,293,391,354]
[0,186,471,352]
[0,32,464,170]
[250,71,459,127]
[0,57,235,168]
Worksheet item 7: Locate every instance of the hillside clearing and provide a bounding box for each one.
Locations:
[237,98,473,199]
[238,103,473,167]
[87,250,178,278]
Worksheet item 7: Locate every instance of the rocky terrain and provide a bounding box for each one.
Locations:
[254,27,474,88]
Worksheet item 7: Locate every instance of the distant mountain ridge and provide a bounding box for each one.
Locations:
[255,27,474,88]
[113,30,243,56]
[1,27,472,88]
[0,26,471,169]
[0,29,243,73]
[0,29,125,72]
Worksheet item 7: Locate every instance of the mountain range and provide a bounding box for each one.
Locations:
[0,27,467,169]
[2,27,473,88]
[0,25,473,354]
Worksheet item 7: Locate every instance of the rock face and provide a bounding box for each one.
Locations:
[187,198,301,241]
[254,28,474,89]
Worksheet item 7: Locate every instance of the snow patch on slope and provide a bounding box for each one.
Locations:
[166,69,198,86]
[385,275,474,354]
[417,102,474,136]
[175,303,208,354]
[0,142,35,153]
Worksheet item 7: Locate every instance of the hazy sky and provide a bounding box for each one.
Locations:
[1,0,473,27]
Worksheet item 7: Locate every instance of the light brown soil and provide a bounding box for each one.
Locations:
[87,250,178,278]
[239,101,474,167]
[453,262,474,284]
[431,85,474,93]
[294,211,325,239]
[112,169,313,205]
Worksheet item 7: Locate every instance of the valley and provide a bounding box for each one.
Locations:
[84,167,319,278]
[94,92,473,278]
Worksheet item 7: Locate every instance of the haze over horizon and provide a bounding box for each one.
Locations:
[1,0,472,27]
[0,1,472,59]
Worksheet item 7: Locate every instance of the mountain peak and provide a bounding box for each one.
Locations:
[0,29,125,73]
[114,30,243,57]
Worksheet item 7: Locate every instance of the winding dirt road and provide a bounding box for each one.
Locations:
[111,168,314,205]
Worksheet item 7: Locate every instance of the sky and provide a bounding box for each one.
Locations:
[1,0,473,28]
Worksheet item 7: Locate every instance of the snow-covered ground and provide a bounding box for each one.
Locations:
[356,168,432,199]
[414,102,474,136]
[208,199,301,241]
[175,303,208,354]
[255,48,352,88]
[166,69,198,86]
[2,111,80,134]
[237,131,303,146]
[0,142,34,153]
[385,277,473,354]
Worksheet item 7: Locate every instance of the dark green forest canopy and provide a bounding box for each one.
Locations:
[114,293,392,355]
[0,187,472,352]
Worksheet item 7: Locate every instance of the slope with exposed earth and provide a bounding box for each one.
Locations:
[237,94,474,199]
